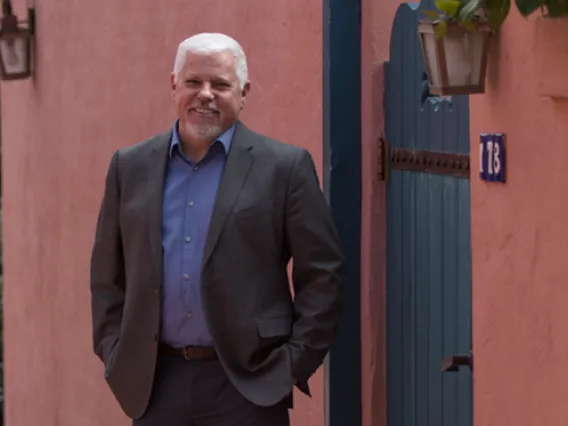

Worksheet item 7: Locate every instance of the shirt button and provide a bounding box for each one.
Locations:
[186,312,193,318]
[185,236,192,243]
[184,274,190,280]
[188,201,194,207]
[193,166,199,171]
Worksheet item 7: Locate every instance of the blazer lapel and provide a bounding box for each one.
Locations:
[202,122,254,267]
[146,132,171,279]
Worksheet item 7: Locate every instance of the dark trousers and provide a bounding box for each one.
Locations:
[133,354,290,426]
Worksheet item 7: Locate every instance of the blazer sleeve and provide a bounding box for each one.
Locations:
[284,148,346,383]
[90,150,126,365]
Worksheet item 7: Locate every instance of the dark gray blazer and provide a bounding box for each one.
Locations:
[90,121,345,419]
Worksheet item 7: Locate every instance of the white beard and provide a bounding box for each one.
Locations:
[182,122,223,143]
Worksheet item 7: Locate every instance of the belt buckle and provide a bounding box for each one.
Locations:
[182,347,192,361]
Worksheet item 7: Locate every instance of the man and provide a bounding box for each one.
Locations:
[90,32,345,426]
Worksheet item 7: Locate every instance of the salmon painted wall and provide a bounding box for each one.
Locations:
[1,1,323,425]
[360,0,401,425]
[470,12,568,426]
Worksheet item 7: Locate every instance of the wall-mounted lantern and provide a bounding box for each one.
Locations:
[418,21,491,96]
[0,0,34,81]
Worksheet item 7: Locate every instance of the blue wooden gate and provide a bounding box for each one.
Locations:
[384,3,473,426]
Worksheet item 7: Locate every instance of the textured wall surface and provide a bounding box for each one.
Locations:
[1,1,324,425]
[470,12,568,426]
[360,0,402,425]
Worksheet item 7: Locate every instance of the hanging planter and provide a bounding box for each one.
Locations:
[418,20,492,95]
[419,0,509,95]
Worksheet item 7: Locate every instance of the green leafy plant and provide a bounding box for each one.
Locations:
[516,0,568,16]
[424,0,511,38]
[425,0,568,36]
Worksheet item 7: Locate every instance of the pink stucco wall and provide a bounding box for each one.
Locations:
[1,1,324,425]
[470,12,568,426]
[360,0,401,425]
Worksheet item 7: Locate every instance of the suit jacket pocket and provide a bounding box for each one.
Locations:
[256,316,292,338]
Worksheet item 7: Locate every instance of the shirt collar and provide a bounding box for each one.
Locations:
[169,120,236,159]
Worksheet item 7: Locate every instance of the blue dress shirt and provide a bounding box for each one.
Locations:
[160,121,235,348]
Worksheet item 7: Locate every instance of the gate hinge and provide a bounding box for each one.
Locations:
[378,137,389,181]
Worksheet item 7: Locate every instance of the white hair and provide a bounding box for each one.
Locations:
[172,33,248,89]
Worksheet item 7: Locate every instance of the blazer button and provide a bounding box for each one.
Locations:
[152,332,158,341]
[154,289,159,298]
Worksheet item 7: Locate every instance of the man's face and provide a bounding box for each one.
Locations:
[171,50,250,144]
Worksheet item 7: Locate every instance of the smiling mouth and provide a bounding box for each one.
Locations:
[190,108,219,115]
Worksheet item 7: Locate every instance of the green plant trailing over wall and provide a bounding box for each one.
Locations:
[426,0,568,39]
[424,0,510,38]
[516,0,568,16]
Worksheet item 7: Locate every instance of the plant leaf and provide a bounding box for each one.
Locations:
[544,0,568,16]
[435,21,448,39]
[458,0,484,21]
[486,0,511,30]
[435,0,461,16]
[422,9,442,18]
[515,0,543,16]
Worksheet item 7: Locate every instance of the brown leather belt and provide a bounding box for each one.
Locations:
[159,343,218,361]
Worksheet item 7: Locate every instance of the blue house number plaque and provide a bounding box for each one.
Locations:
[479,133,506,182]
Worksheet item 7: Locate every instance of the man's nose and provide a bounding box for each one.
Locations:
[197,83,214,100]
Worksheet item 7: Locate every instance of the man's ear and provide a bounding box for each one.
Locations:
[240,81,251,110]
[170,72,176,90]
[242,81,251,97]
